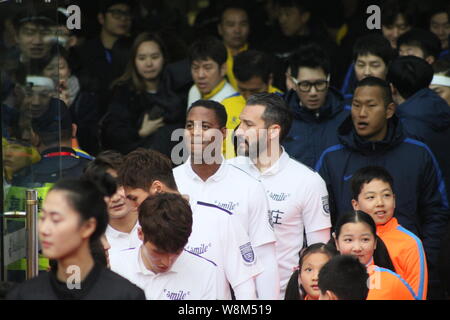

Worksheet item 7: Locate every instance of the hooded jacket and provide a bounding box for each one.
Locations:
[315,115,449,286]
[283,87,350,168]
[396,88,450,201]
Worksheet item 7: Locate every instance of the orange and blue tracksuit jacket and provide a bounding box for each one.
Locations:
[366,261,416,300]
[377,217,428,300]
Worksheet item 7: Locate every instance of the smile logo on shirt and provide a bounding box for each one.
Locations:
[214,200,239,211]
[239,242,255,265]
[185,243,212,255]
[163,289,191,300]
[268,192,290,202]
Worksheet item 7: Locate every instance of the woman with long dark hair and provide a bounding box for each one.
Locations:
[100,32,185,158]
[6,172,145,300]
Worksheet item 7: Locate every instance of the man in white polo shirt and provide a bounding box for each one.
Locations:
[232,92,332,298]
[118,148,261,299]
[109,193,217,300]
[84,150,141,253]
[173,99,280,299]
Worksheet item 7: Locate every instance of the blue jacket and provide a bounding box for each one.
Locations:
[283,87,350,168]
[396,88,450,202]
[314,116,449,282]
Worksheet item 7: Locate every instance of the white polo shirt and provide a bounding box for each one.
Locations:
[109,247,217,300]
[105,221,141,254]
[173,160,275,248]
[187,201,262,299]
[230,150,332,297]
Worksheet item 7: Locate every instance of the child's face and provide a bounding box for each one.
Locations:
[298,252,330,299]
[335,222,376,266]
[352,179,395,225]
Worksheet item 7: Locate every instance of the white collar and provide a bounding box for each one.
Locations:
[106,221,139,239]
[184,156,229,182]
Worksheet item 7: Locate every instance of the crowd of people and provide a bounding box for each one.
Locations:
[1,0,450,300]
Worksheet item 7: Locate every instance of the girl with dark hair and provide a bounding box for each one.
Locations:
[333,210,416,300]
[6,173,145,300]
[100,32,185,158]
[284,243,338,300]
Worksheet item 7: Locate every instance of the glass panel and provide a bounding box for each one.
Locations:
[1,0,65,283]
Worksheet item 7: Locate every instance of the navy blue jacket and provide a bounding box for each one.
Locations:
[283,87,350,168]
[314,116,449,281]
[396,88,450,201]
[12,147,92,187]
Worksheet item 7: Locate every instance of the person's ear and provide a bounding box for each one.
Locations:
[98,13,105,26]
[333,232,340,251]
[30,130,40,148]
[80,217,97,240]
[385,102,396,120]
[351,199,360,211]
[217,22,223,38]
[72,123,78,139]
[137,227,144,241]
[150,180,163,195]
[268,124,281,141]
[220,63,228,78]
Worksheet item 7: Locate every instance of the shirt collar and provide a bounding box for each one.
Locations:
[106,221,139,239]
[184,156,228,182]
[257,147,290,176]
[376,217,398,236]
[201,79,226,100]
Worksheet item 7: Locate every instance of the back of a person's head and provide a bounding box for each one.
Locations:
[233,50,271,84]
[188,99,227,128]
[387,55,434,99]
[288,42,330,78]
[138,193,193,253]
[118,148,176,191]
[354,76,394,106]
[84,150,124,178]
[31,98,73,146]
[188,36,227,66]
[397,28,442,60]
[318,255,369,300]
[246,92,293,142]
[51,172,116,243]
[351,166,395,200]
[353,33,396,65]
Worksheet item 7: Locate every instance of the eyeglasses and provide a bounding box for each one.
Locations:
[107,9,132,20]
[289,74,330,92]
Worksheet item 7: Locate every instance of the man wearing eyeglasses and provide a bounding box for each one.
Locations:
[283,43,350,169]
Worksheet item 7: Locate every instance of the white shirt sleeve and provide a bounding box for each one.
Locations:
[202,264,218,300]
[222,214,262,294]
[306,228,331,245]
[233,278,257,300]
[301,172,332,234]
[254,242,280,300]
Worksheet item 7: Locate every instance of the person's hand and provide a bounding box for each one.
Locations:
[138,114,164,137]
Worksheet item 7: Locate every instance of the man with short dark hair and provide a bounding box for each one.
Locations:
[118,148,261,300]
[221,50,282,158]
[398,28,442,64]
[232,92,331,298]
[218,4,251,90]
[109,193,218,300]
[283,43,349,168]
[318,255,369,300]
[387,56,450,205]
[187,36,236,107]
[315,76,449,300]
[174,99,279,299]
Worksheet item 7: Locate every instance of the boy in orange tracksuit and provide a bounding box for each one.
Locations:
[351,166,428,300]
